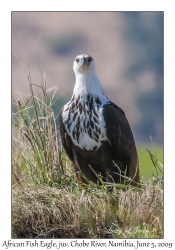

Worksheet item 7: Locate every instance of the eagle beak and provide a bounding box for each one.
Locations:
[80,58,86,66]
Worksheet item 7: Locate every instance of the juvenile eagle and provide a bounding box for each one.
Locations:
[59,54,139,185]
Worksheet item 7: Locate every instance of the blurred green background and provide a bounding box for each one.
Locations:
[138,147,163,180]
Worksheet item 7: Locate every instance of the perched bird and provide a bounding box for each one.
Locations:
[59,54,139,186]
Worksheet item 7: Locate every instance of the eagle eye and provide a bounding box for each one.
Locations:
[76,58,79,63]
[88,57,92,63]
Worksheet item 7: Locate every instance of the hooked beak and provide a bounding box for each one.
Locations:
[80,58,86,66]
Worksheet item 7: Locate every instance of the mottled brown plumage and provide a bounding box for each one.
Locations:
[59,102,139,186]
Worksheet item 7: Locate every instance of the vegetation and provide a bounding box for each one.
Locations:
[138,146,163,180]
[12,67,163,239]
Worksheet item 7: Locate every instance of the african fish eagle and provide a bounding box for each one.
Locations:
[59,54,139,185]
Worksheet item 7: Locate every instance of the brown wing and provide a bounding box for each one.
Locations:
[59,108,73,161]
[103,102,138,171]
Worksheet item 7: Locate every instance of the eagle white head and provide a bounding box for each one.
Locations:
[73,54,95,75]
[72,54,108,103]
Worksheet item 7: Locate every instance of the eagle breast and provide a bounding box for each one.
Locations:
[62,93,108,150]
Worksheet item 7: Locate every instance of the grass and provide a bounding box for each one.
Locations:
[12,62,163,239]
[138,147,163,180]
[12,180,163,238]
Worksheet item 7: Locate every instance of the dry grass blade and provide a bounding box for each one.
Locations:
[145,147,163,177]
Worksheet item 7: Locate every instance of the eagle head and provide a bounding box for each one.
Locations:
[73,54,95,75]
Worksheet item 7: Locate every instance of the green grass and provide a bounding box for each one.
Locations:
[138,146,163,180]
